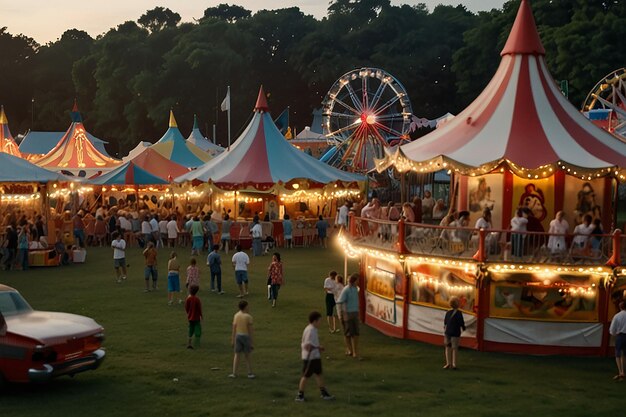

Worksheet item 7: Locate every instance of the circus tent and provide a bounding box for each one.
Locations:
[0,106,21,157]
[150,111,211,168]
[34,103,120,175]
[176,87,364,190]
[378,0,626,181]
[19,130,112,158]
[186,115,224,155]
[88,161,168,186]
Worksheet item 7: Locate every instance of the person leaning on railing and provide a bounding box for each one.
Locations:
[510,208,528,258]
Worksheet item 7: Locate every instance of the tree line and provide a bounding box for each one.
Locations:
[0,0,624,157]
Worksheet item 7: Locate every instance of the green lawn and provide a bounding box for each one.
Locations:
[1,244,622,416]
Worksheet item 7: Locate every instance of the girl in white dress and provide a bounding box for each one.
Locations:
[547,211,569,254]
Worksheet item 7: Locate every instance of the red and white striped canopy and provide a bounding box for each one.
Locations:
[381,0,626,179]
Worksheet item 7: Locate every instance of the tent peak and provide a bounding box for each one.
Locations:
[254,86,269,112]
[70,100,82,123]
[169,109,178,128]
[501,0,545,56]
[0,105,7,125]
[193,114,199,130]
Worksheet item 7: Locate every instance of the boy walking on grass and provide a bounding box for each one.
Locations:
[295,311,334,402]
[185,284,202,349]
[229,300,255,379]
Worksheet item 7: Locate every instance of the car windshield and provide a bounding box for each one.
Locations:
[0,291,33,316]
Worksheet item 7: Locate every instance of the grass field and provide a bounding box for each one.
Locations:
[1,245,623,416]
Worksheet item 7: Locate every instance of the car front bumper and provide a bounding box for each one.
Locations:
[28,349,106,382]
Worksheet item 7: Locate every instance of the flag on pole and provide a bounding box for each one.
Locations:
[220,88,230,112]
[274,107,289,134]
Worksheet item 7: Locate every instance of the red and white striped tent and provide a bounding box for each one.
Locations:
[176,87,364,191]
[379,0,626,181]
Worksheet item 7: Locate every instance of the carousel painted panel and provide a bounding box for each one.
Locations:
[364,256,404,327]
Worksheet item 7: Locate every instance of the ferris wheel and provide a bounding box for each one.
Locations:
[582,67,626,140]
[321,68,413,172]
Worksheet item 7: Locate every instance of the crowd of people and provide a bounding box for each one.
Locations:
[0,195,339,271]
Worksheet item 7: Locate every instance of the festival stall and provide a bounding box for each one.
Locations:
[346,0,626,356]
[187,115,224,156]
[34,102,120,177]
[0,153,71,265]
[150,111,211,168]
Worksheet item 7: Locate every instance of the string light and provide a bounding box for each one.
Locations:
[0,193,40,202]
[376,150,626,181]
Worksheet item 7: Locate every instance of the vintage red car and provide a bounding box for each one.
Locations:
[0,284,105,383]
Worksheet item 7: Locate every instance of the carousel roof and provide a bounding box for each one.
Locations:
[175,87,364,189]
[150,111,211,168]
[187,115,224,155]
[380,0,626,180]
[88,161,168,186]
[0,152,66,183]
[35,102,120,174]
[0,106,22,157]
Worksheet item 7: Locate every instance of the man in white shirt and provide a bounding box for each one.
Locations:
[111,231,127,283]
[141,216,152,246]
[232,245,250,298]
[150,214,162,248]
[610,301,626,380]
[118,213,132,232]
[166,216,179,248]
[251,218,263,257]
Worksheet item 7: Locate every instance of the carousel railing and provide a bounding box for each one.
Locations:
[347,215,621,266]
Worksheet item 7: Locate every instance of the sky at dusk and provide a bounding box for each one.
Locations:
[1,0,507,44]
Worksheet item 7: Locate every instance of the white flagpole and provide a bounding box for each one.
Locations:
[227,86,231,149]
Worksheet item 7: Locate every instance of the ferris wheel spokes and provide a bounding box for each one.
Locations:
[369,80,389,111]
[373,94,402,117]
[331,95,361,116]
[326,121,361,138]
[344,82,364,113]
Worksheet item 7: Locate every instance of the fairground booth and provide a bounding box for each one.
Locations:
[342,0,626,356]
[176,87,364,246]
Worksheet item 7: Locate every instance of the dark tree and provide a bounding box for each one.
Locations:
[138,7,181,33]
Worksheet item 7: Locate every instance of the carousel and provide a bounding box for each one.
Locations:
[342,0,626,356]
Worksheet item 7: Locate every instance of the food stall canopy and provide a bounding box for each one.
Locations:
[88,161,168,185]
[150,111,211,168]
[379,0,626,179]
[0,152,67,182]
[175,86,365,189]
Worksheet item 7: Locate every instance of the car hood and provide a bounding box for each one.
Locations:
[5,311,103,344]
